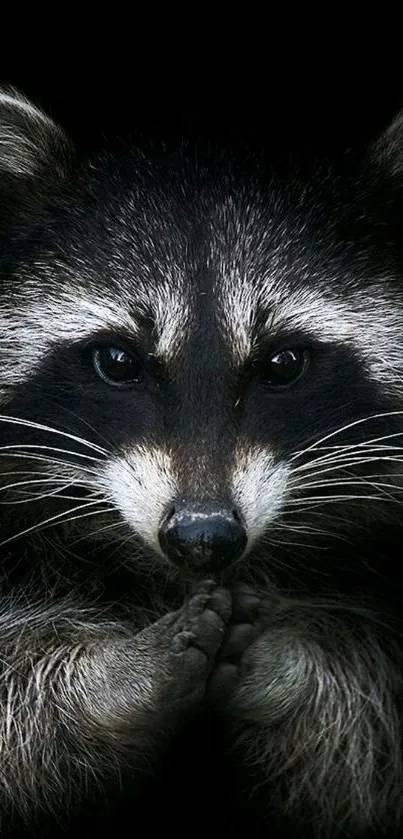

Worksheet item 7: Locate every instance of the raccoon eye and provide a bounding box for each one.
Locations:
[92,347,143,387]
[263,348,308,388]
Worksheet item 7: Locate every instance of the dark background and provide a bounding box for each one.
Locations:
[2,69,402,154]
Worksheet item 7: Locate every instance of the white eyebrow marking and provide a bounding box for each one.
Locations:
[0,260,191,398]
[208,197,403,388]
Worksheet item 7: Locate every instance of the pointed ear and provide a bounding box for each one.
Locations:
[0,87,74,221]
[369,109,403,178]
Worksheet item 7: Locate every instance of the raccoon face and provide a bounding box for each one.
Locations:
[1,89,403,577]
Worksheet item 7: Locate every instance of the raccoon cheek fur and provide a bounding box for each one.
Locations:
[214,601,403,839]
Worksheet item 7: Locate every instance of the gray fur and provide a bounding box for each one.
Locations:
[0,580,231,830]
[219,591,403,837]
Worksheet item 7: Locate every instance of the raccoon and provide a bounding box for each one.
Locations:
[1,88,403,838]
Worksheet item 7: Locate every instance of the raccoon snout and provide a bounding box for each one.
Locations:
[158,502,247,570]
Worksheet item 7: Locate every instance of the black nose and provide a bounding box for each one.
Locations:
[158,502,247,570]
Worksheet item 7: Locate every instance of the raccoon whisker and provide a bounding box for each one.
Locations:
[291,485,401,510]
[0,488,103,506]
[360,442,403,450]
[0,452,102,475]
[0,476,94,493]
[295,465,403,478]
[0,443,105,463]
[106,529,143,562]
[261,528,332,552]
[278,520,353,544]
[42,506,117,541]
[267,537,328,550]
[0,500,109,547]
[0,469,100,502]
[0,469,48,478]
[340,474,403,505]
[274,533,344,549]
[292,450,403,473]
[290,464,403,495]
[275,522,348,540]
[290,466,378,484]
[0,453,102,479]
[291,459,403,486]
[249,550,309,582]
[280,503,370,535]
[290,459,386,479]
[68,519,123,545]
[293,477,403,492]
[57,506,118,534]
[0,494,80,507]
[287,494,394,506]
[0,415,108,455]
[316,440,403,452]
[0,481,104,505]
[289,411,403,462]
[0,475,63,493]
[291,452,381,470]
[311,434,403,455]
[314,447,403,460]
[55,403,120,456]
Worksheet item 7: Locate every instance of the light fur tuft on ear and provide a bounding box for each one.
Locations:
[369,108,403,178]
[0,87,74,222]
[0,87,71,177]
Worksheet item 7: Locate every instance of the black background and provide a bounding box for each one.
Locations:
[1,67,402,154]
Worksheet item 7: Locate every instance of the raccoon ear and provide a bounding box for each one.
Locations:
[0,88,74,219]
[369,109,403,178]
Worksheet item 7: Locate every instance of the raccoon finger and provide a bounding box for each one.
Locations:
[218,622,258,660]
[230,584,263,623]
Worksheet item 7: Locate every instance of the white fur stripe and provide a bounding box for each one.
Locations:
[232,446,289,546]
[101,446,177,554]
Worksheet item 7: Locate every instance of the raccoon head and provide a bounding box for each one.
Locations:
[1,89,403,582]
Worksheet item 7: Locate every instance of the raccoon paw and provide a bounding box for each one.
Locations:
[167,580,232,703]
[207,584,265,706]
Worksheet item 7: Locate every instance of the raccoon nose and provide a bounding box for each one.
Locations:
[158,503,247,570]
